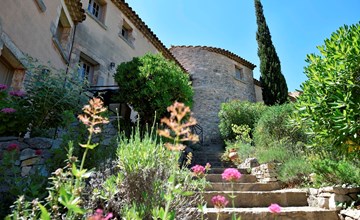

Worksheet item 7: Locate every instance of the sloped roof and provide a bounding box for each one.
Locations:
[64,0,86,23]
[170,45,257,70]
[110,0,186,72]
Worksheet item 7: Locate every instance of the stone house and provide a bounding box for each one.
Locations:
[170,46,262,144]
[0,0,181,91]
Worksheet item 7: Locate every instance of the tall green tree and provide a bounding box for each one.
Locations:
[254,0,288,105]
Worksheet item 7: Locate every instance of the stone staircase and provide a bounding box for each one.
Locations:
[201,167,340,220]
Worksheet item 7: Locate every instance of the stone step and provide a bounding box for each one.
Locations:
[203,207,339,220]
[203,190,308,207]
[206,182,281,191]
[206,174,257,183]
[209,167,250,174]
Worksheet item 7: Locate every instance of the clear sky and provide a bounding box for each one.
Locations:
[127,0,360,92]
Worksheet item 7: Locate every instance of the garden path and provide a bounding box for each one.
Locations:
[195,145,340,220]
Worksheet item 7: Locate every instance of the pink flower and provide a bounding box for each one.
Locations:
[7,143,20,152]
[191,165,206,176]
[268,203,281,213]
[0,84,8,90]
[221,168,242,182]
[35,149,42,156]
[87,209,113,220]
[205,162,211,170]
[211,195,229,209]
[9,90,26,97]
[1,108,16,113]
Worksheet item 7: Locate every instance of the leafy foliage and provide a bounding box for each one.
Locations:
[255,0,288,105]
[114,53,193,123]
[254,103,307,150]
[24,57,87,135]
[0,57,87,137]
[218,100,267,141]
[311,158,360,186]
[292,23,360,158]
[0,87,30,136]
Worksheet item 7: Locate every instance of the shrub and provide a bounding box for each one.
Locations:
[292,23,360,158]
[311,158,360,186]
[24,58,87,135]
[255,140,292,164]
[278,157,313,186]
[218,100,267,141]
[254,103,307,150]
[83,102,205,219]
[0,58,87,137]
[114,53,193,124]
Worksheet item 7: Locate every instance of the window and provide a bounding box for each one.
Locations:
[88,0,106,22]
[0,57,14,86]
[235,67,244,81]
[53,8,72,60]
[120,20,134,46]
[79,58,95,85]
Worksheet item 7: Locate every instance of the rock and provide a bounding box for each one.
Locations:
[0,136,18,142]
[21,166,32,176]
[24,137,52,149]
[341,209,360,220]
[329,194,352,210]
[309,188,318,195]
[0,140,29,151]
[21,157,40,166]
[239,158,260,168]
[319,192,333,198]
[307,195,319,207]
[20,148,36,160]
[317,197,329,209]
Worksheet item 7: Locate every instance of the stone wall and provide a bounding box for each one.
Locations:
[308,186,360,210]
[170,46,257,145]
[251,162,280,183]
[0,136,60,177]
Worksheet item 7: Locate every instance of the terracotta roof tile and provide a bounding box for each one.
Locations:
[64,0,86,23]
[170,45,256,70]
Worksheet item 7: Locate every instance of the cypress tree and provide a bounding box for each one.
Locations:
[254,0,288,105]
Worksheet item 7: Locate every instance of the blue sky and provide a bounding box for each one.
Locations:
[127,0,360,91]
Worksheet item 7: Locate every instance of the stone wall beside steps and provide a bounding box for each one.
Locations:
[0,136,60,177]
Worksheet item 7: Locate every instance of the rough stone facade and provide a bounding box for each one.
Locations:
[170,46,259,144]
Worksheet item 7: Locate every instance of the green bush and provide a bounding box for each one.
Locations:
[218,101,267,141]
[24,58,87,135]
[311,158,360,186]
[254,103,307,150]
[114,53,193,124]
[278,157,313,185]
[292,23,360,158]
[255,140,293,164]
[0,57,87,137]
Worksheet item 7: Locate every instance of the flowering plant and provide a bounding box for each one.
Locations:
[6,98,110,219]
[211,195,229,209]
[211,195,229,220]
[0,84,30,136]
[158,101,199,151]
[222,168,242,182]
[268,203,281,213]
[191,163,211,178]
